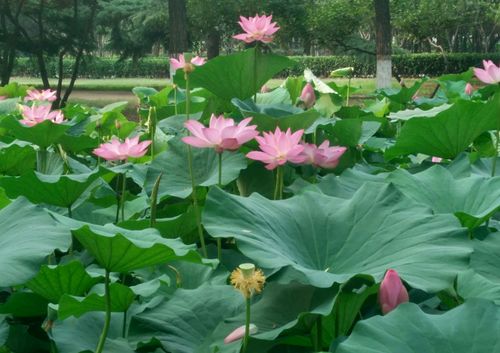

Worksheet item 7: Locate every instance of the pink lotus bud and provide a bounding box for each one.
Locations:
[260,85,270,93]
[224,324,258,344]
[379,269,409,315]
[299,83,315,109]
[431,157,442,163]
[465,83,473,96]
[474,60,500,85]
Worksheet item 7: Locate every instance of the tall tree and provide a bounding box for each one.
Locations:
[374,0,392,88]
[168,0,188,55]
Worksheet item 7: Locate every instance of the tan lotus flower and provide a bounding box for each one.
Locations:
[230,263,266,299]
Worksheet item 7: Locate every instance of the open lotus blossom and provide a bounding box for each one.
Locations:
[24,89,57,102]
[299,83,316,108]
[431,156,443,163]
[182,114,259,153]
[20,105,65,127]
[379,269,409,315]
[474,60,500,84]
[301,141,347,169]
[233,14,280,43]
[93,136,151,161]
[170,54,206,72]
[247,127,306,170]
[465,83,473,95]
[224,324,258,344]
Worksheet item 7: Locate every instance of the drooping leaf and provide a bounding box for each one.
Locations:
[0,116,71,148]
[0,141,36,175]
[387,166,500,228]
[335,299,500,353]
[145,138,247,199]
[26,261,102,303]
[385,94,500,160]
[58,283,135,319]
[232,98,320,131]
[203,184,470,291]
[189,48,295,100]
[72,223,202,273]
[0,198,71,287]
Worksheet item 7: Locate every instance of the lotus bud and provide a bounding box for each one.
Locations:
[299,83,315,109]
[431,156,442,163]
[230,263,266,299]
[465,83,473,96]
[379,269,409,315]
[224,324,258,344]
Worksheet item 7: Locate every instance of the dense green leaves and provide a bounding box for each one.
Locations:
[0,198,71,287]
[204,184,470,291]
[335,299,500,353]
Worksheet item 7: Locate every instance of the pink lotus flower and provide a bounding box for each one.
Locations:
[465,83,473,95]
[301,141,347,169]
[182,114,259,153]
[379,269,409,315]
[93,136,152,161]
[431,157,443,163]
[170,54,206,72]
[299,83,315,108]
[247,127,306,170]
[233,14,280,44]
[474,60,500,84]
[224,324,258,344]
[20,105,65,127]
[24,89,57,102]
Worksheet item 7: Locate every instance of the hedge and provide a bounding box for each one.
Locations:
[11,52,500,79]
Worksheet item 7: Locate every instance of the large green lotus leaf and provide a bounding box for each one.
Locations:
[128,284,243,353]
[385,94,500,160]
[210,282,338,352]
[145,138,247,199]
[468,235,500,285]
[0,115,71,148]
[328,119,381,147]
[189,48,295,100]
[313,168,386,199]
[335,299,500,353]
[387,165,500,229]
[72,223,202,273]
[387,104,452,121]
[0,169,105,208]
[0,98,19,115]
[0,292,48,317]
[52,312,134,353]
[0,141,36,175]
[232,98,320,131]
[26,261,102,303]
[0,315,7,346]
[203,184,470,291]
[0,198,71,287]
[457,270,500,304]
[58,283,135,319]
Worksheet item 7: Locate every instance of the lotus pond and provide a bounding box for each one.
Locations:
[0,43,500,353]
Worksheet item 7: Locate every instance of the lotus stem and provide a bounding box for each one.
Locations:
[149,106,157,160]
[217,152,223,261]
[253,46,258,103]
[174,85,178,116]
[150,173,163,228]
[346,77,351,106]
[120,172,127,222]
[242,297,251,353]
[273,166,283,200]
[95,270,111,353]
[315,316,322,351]
[492,128,499,177]
[67,204,72,218]
[185,74,208,258]
[37,148,48,174]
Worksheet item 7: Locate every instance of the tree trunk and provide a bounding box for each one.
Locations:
[206,28,220,59]
[168,0,188,55]
[0,48,16,86]
[374,0,392,89]
[61,48,83,107]
[36,52,50,88]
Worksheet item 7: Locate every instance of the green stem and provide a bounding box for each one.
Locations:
[216,152,223,261]
[273,167,283,200]
[174,86,178,116]
[253,46,258,103]
[242,297,251,353]
[37,148,48,174]
[120,172,127,222]
[492,129,499,177]
[67,204,72,218]
[315,316,322,351]
[122,309,127,338]
[149,107,156,160]
[150,173,163,228]
[114,174,121,224]
[185,74,207,258]
[95,270,111,353]
[346,77,351,106]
